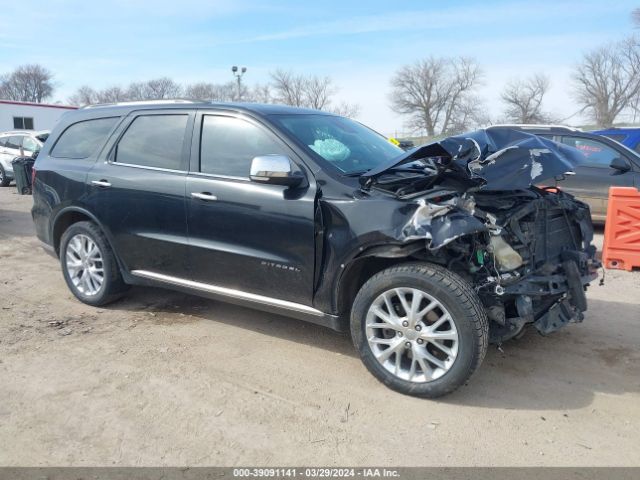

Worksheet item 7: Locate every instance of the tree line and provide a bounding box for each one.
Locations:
[2,34,640,135]
[0,66,360,118]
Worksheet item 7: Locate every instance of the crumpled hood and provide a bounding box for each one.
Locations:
[361,128,586,190]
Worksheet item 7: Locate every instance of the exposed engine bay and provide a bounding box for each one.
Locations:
[358,128,600,341]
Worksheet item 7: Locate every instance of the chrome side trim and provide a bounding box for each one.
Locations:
[105,160,186,174]
[131,270,324,316]
[188,171,249,182]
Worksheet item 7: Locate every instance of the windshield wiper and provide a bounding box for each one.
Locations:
[344,169,370,177]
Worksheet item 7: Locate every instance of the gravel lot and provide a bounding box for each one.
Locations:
[0,186,639,466]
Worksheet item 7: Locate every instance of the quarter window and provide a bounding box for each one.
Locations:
[115,115,188,170]
[200,115,287,177]
[52,117,119,159]
[561,137,619,167]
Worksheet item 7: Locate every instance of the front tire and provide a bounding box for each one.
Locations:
[351,263,488,398]
[60,221,127,306]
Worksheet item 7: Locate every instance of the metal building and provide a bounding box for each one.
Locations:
[0,100,78,132]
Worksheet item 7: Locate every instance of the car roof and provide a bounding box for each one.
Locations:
[0,129,50,137]
[488,124,582,134]
[79,100,333,117]
[591,127,640,133]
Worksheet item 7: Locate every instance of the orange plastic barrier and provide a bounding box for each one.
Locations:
[602,187,640,271]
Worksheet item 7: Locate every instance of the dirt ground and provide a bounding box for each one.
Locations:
[0,186,639,467]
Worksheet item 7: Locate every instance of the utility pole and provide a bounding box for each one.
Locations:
[231,66,247,101]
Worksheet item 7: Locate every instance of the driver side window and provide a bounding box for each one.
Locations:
[561,137,619,168]
[199,115,288,178]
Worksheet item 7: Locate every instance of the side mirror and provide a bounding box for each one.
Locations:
[610,157,630,173]
[250,155,304,187]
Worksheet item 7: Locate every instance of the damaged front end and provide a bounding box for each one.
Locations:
[359,128,600,341]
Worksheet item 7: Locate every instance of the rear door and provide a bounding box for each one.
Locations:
[558,136,636,219]
[185,111,317,305]
[85,110,194,277]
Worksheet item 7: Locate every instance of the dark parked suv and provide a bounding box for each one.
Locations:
[32,101,599,398]
[489,125,640,222]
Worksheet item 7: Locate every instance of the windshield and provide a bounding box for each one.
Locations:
[270,114,403,174]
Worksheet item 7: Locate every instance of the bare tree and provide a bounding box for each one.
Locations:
[270,69,307,107]
[0,64,54,102]
[67,85,97,106]
[389,56,483,136]
[302,75,335,109]
[250,83,272,104]
[185,82,237,101]
[127,77,182,100]
[573,37,640,127]
[270,69,359,116]
[501,73,553,123]
[68,85,130,106]
[330,101,361,118]
[448,96,488,134]
[96,86,129,103]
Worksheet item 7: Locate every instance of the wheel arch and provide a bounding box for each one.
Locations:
[334,241,425,317]
[51,208,125,275]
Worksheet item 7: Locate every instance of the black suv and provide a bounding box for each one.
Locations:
[32,102,599,398]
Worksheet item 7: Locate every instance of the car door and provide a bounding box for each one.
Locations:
[557,136,636,220]
[185,112,317,305]
[85,110,194,277]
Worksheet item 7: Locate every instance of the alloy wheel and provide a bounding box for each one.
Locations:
[65,233,105,296]
[365,288,459,383]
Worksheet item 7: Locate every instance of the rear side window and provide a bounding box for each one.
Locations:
[200,115,287,177]
[0,137,7,147]
[114,114,188,170]
[52,117,118,159]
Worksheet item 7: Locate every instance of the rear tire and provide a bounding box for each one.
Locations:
[60,221,127,306]
[351,262,488,398]
[0,165,10,187]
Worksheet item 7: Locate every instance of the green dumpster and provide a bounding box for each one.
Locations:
[11,157,35,195]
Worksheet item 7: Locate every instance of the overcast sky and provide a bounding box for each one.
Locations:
[0,0,637,135]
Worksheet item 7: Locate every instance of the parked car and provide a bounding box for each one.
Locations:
[0,130,49,187]
[32,102,599,398]
[489,125,640,222]
[591,127,640,153]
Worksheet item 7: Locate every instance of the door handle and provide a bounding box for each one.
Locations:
[191,192,218,201]
[91,180,112,188]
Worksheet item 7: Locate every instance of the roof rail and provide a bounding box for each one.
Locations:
[489,123,582,132]
[81,99,198,109]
